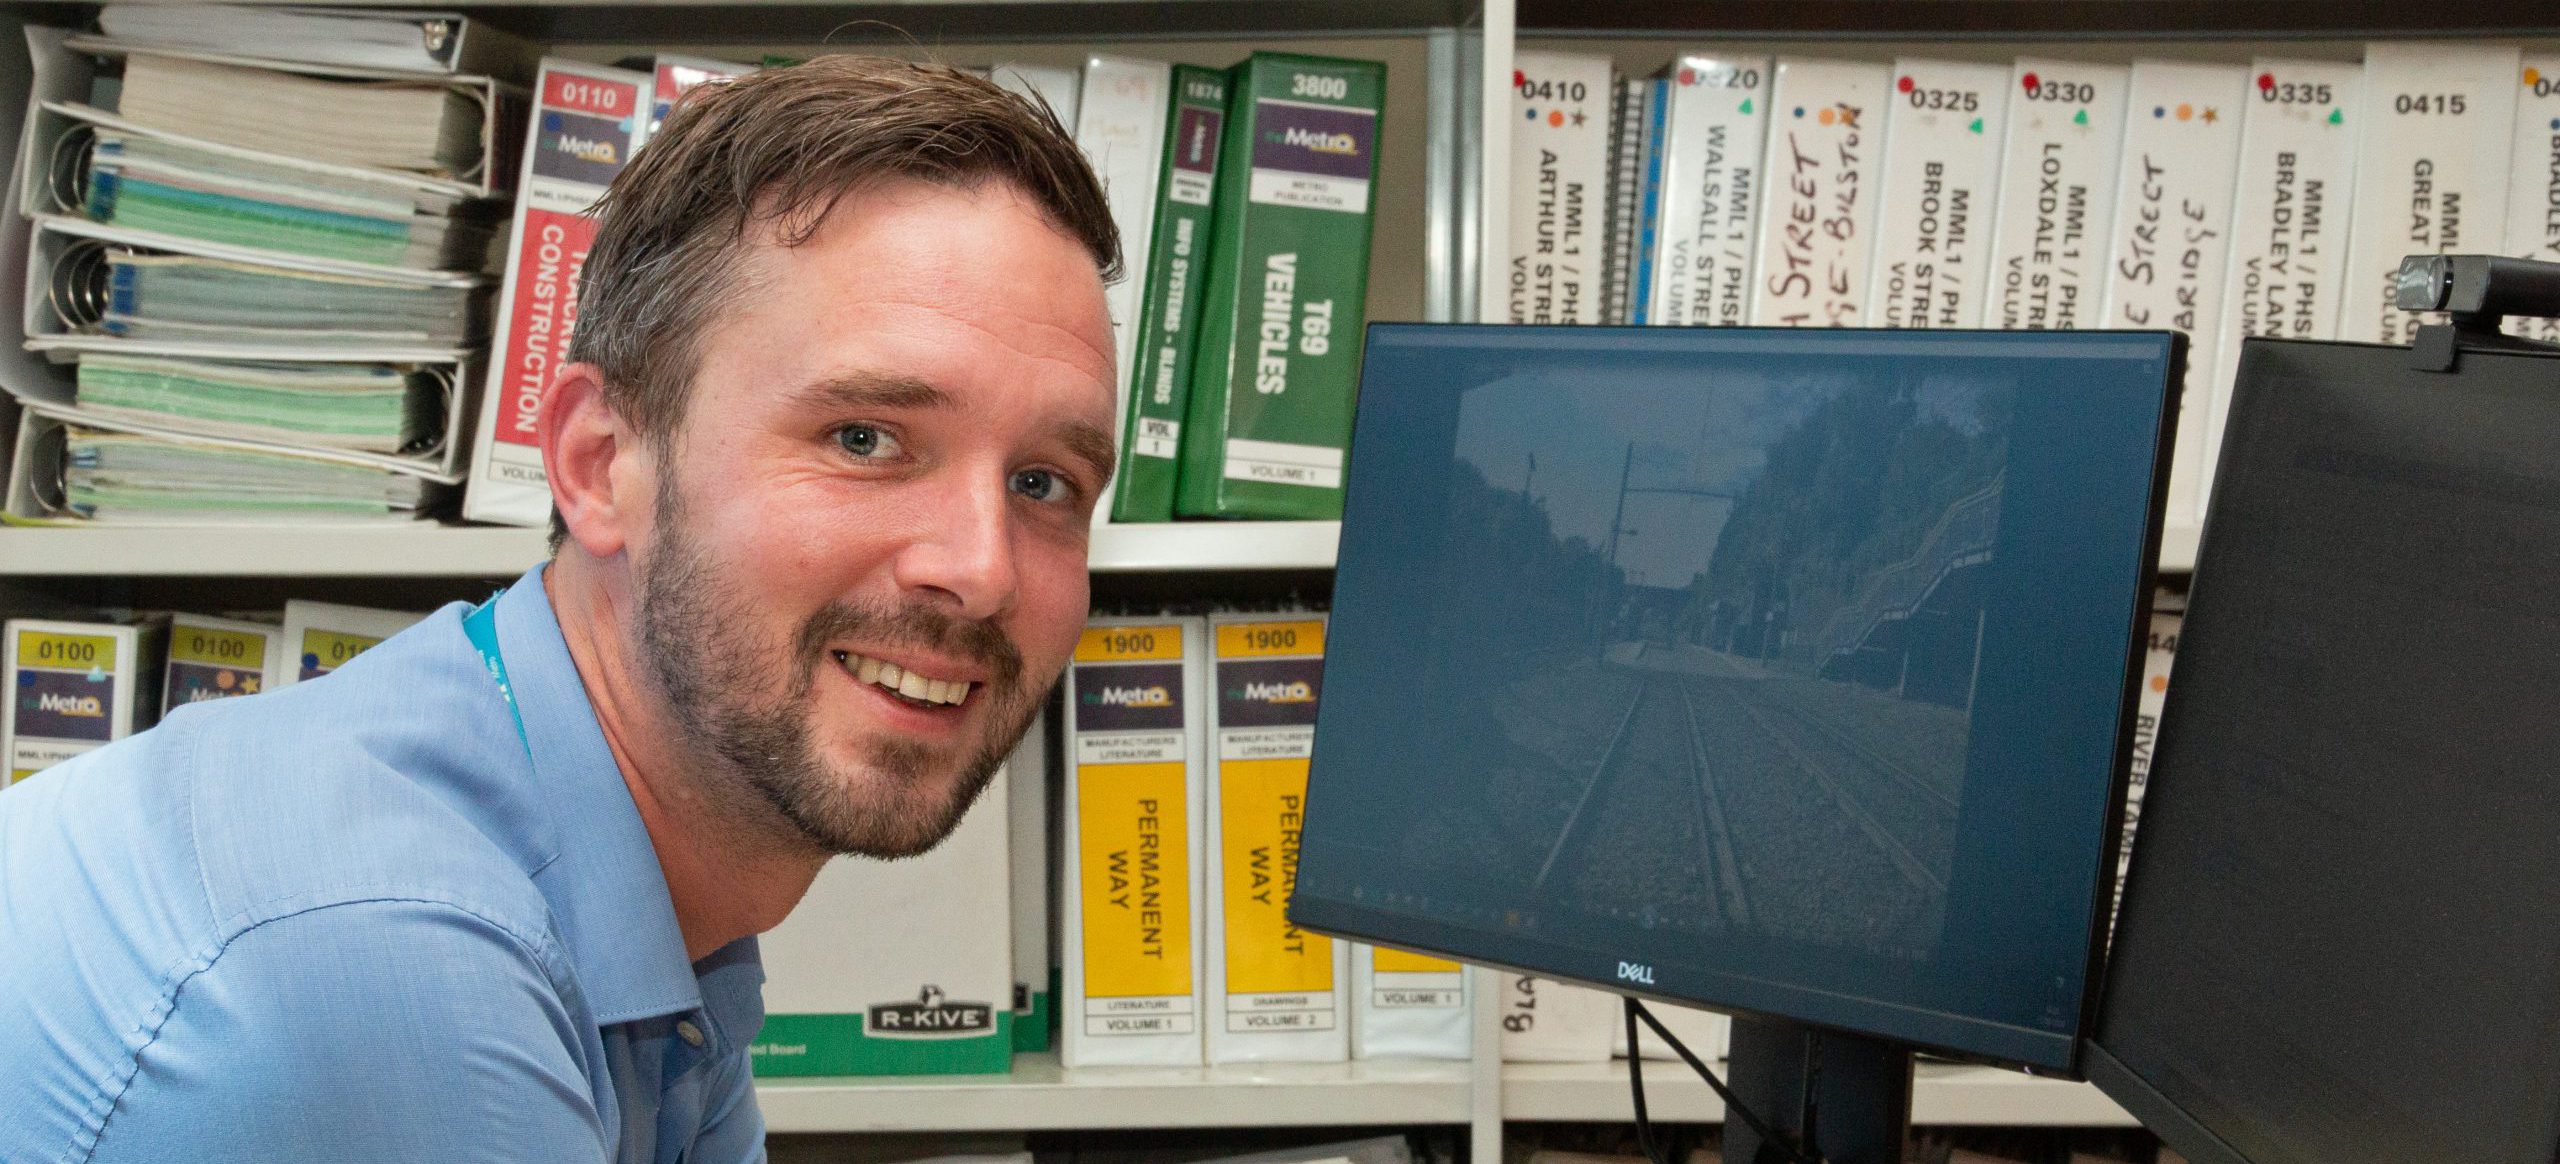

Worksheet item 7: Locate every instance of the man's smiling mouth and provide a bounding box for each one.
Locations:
[833,650,974,707]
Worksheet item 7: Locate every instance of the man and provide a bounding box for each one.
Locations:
[0,57,1120,1162]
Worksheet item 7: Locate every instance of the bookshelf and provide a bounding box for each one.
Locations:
[6,0,2550,1155]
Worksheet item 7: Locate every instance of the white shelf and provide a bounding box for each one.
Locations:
[756,1051,1471,1133]
[752,1054,2132,1132]
[0,521,1339,577]
[1501,1059,2136,1127]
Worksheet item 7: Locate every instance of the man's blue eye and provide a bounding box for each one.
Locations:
[837,425,897,458]
[1011,469,1065,502]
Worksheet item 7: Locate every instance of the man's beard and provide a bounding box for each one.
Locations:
[630,472,1037,859]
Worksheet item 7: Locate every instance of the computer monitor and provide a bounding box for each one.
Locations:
[2084,331,2560,1164]
[1291,324,2180,1158]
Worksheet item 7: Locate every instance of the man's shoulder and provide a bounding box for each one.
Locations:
[1,603,558,947]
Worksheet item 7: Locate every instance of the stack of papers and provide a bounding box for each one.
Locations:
[117,52,485,177]
[83,128,491,270]
[81,245,477,345]
[61,427,433,521]
[73,354,431,453]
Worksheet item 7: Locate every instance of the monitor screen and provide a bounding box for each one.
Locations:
[2086,337,2560,1163]
[1293,324,2178,1072]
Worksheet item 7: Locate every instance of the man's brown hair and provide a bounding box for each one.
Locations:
[554,55,1120,542]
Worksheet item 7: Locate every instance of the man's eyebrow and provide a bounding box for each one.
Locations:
[790,373,952,414]
[1056,420,1118,486]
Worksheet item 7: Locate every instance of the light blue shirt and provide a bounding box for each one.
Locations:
[0,567,766,1163]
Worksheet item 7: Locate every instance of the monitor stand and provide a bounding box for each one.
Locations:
[1720,1016,1916,1164]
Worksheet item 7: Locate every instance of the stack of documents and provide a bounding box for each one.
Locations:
[96,5,537,78]
[54,238,477,346]
[117,52,487,178]
[59,426,433,521]
[78,124,494,271]
[0,23,510,526]
[74,355,432,453]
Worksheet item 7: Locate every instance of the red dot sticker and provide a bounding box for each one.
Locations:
[1513,70,1527,89]
[2021,72,2040,92]
[1897,75,1916,93]
[2258,73,2276,91]
[1679,67,1697,86]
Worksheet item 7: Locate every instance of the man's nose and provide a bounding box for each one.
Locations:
[890,475,1018,621]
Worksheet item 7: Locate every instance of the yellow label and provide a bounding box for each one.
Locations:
[1216,619,1326,659]
[1076,624,1186,663]
[1220,757,1331,994]
[9,768,34,785]
[172,625,270,669]
[1079,762,1194,999]
[16,631,115,671]
[1374,947,1461,974]
[301,629,383,672]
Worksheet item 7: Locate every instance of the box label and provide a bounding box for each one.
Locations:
[1077,759,1197,1030]
[298,629,384,681]
[1750,61,1888,327]
[1987,61,2129,331]
[1219,756,1330,1027]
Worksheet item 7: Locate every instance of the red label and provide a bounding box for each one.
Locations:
[496,207,595,448]
[543,70,638,119]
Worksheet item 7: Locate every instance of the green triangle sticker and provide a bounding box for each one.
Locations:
[1968,117,1984,134]
[1739,97,1754,114]
[2073,108,2089,126]
[2328,108,2344,125]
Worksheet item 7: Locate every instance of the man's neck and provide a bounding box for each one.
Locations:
[544,553,828,962]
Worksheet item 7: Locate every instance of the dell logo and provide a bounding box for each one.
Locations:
[1616,961,1656,985]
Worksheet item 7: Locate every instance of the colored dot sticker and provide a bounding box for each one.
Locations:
[1793,105,1806,118]
[1514,70,1527,89]
[1547,110,1564,127]
[2528,67,2543,87]
[2153,106,2167,118]
[15,671,31,688]
[2021,72,2041,92]
[216,670,237,691]
[2073,109,2090,126]
[2257,72,2276,91]
[2176,103,2194,121]
[88,666,106,683]
[1739,97,1754,114]
[1897,75,1916,93]
[1818,107,1837,125]
[1679,67,1698,85]
[303,653,321,670]
[2150,675,2168,693]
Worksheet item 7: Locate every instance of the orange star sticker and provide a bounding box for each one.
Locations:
[2202,107,2219,123]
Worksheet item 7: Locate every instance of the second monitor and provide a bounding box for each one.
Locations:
[1294,325,2179,1087]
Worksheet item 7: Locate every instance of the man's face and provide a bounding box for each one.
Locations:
[631,178,1115,859]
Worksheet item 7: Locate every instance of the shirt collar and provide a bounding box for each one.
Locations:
[493,565,706,1025]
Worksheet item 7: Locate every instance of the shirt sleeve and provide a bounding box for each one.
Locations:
[88,897,610,1163]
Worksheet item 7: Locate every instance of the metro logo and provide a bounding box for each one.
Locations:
[552,134,620,166]
[1238,681,1316,704]
[34,693,104,717]
[1093,686,1174,708]
[1279,127,1360,156]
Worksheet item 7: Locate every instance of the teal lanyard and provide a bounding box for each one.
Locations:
[463,593,533,759]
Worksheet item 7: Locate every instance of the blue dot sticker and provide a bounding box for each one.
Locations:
[16,671,32,687]
[302,653,320,671]
[541,111,562,133]
[1792,106,1806,118]
[2153,106,2167,118]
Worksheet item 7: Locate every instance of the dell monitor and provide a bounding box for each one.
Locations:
[2086,303,2560,1162]
[1292,324,2181,1162]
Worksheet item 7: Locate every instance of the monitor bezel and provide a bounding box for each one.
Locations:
[1291,321,2187,1078]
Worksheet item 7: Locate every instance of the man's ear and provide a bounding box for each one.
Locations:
[539,362,647,560]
